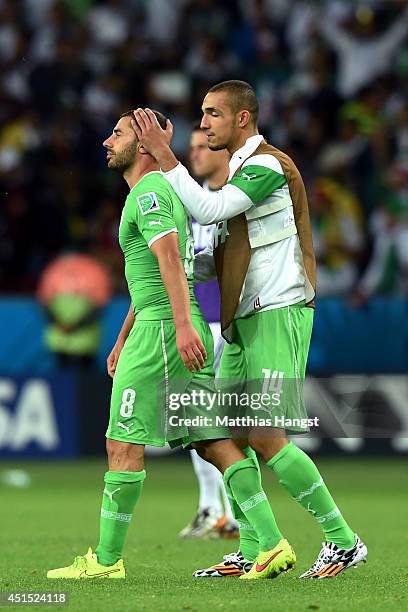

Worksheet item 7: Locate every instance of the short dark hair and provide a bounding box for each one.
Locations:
[207,80,259,126]
[120,109,167,130]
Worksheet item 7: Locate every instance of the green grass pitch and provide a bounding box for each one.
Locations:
[1,457,407,612]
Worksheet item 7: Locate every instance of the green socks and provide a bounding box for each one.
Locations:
[95,443,355,570]
[224,457,283,552]
[224,447,260,561]
[96,470,146,566]
[267,442,355,548]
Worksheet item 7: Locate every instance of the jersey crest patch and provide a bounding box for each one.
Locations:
[137,192,160,215]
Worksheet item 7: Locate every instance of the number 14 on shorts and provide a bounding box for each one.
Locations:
[261,369,284,394]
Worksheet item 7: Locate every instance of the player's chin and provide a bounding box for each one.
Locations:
[192,166,205,177]
[208,141,226,151]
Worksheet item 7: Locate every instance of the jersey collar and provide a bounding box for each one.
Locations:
[128,170,163,194]
[228,135,264,180]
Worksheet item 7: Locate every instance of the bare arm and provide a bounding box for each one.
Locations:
[118,304,135,341]
[107,303,135,378]
[151,232,206,371]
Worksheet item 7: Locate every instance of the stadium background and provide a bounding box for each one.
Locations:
[0,0,407,610]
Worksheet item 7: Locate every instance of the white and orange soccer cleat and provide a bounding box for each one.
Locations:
[193,551,253,577]
[299,535,367,579]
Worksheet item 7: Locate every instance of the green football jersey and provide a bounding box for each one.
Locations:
[119,171,198,318]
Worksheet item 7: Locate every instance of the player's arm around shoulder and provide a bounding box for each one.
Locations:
[163,162,254,224]
[228,153,287,205]
[162,152,287,224]
[150,234,206,373]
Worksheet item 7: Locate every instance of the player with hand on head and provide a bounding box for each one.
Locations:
[180,124,239,541]
[132,81,367,580]
[47,108,291,581]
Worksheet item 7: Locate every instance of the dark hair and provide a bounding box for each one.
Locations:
[207,80,259,125]
[120,109,168,130]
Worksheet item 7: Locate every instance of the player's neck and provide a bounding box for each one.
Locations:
[228,128,259,155]
[124,160,160,190]
[206,166,228,190]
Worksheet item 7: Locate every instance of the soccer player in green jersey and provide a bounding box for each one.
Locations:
[132,82,368,580]
[47,109,296,580]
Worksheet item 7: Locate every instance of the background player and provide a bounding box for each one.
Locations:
[180,124,239,540]
[132,82,368,580]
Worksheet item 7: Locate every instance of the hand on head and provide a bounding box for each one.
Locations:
[131,108,173,158]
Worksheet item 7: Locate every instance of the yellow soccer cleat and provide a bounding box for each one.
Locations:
[240,538,296,580]
[47,548,125,579]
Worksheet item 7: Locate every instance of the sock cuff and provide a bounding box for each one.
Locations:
[243,446,257,460]
[223,457,256,488]
[104,470,146,485]
[266,442,296,470]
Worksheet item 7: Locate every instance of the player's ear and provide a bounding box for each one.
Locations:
[238,111,250,128]
[137,142,148,155]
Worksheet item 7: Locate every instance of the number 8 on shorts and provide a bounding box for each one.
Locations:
[120,388,136,418]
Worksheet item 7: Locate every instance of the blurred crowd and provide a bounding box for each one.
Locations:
[1,0,408,298]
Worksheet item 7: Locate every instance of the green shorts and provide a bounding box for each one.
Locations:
[106,314,230,447]
[218,302,314,433]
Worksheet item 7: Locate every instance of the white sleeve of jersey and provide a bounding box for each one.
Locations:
[194,231,216,282]
[162,163,253,224]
